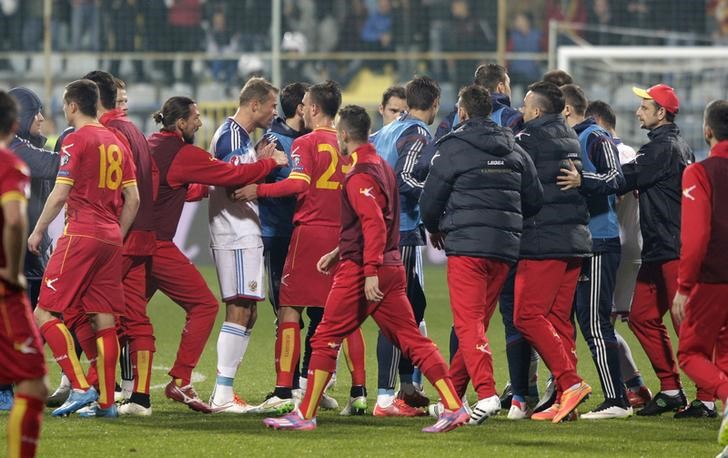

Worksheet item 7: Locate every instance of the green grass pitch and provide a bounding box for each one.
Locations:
[1,265,722,457]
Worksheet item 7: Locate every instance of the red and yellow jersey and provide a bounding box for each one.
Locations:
[288,127,352,227]
[0,148,30,270]
[56,124,137,244]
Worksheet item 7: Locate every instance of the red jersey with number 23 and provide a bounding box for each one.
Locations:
[286,127,350,227]
[57,124,136,244]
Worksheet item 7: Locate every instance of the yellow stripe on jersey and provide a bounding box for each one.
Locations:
[0,190,27,204]
[121,179,137,189]
[288,172,311,184]
[55,177,74,186]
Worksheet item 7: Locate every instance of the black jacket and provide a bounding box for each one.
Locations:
[420,116,543,262]
[516,113,592,259]
[7,87,60,279]
[619,123,694,262]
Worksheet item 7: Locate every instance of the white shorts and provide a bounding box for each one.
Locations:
[212,247,266,303]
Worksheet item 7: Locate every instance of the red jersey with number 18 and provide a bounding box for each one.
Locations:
[287,127,351,227]
[57,124,136,244]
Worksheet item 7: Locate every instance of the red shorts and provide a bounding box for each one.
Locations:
[279,225,339,308]
[0,282,46,384]
[37,235,124,315]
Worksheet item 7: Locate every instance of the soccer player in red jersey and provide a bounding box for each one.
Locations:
[0,90,47,458]
[84,70,158,415]
[262,105,468,432]
[673,100,728,450]
[237,81,367,414]
[29,79,140,418]
[146,96,287,412]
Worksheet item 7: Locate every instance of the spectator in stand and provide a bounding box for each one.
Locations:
[21,0,44,52]
[165,0,204,82]
[445,0,491,89]
[107,0,144,82]
[586,0,618,45]
[205,6,239,87]
[508,12,543,88]
[361,0,394,53]
[52,0,71,51]
[545,0,586,45]
[70,0,100,51]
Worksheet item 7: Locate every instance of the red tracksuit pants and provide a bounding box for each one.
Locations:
[628,260,683,392]
[119,255,155,353]
[678,283,728,403]
[308,261,450,386]
[514,258,582,393]
[446,256,510,399]
[147,240,219,382]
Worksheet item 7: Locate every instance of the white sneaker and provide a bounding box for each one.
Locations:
[118,401,153,416]
[340,396,367,416]
[253,395,294,414]
[469,394,500,425]
[209,394,255,414]
[581,402,633,420]
[507,400,532,420]
[320,392,340,410]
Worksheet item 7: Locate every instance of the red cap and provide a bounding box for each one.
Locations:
[632,84,680,114]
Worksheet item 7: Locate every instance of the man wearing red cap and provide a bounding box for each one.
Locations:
[618,83,695,416]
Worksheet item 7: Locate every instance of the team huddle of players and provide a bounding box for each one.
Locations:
[2,62,728,456]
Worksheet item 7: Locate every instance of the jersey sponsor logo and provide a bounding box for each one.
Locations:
[13,336,38,355]
[683,185,696,201]
[359,187,375,199]
[45,277,59,292]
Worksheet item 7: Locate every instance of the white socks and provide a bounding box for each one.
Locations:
[213,322,251,404]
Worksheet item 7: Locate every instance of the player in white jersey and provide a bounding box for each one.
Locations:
[207,78,280,413]
[587,100,653,408]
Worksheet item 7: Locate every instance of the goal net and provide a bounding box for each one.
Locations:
[557,46,728,160]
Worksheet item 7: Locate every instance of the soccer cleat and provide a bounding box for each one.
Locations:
[507,399,532,420]
[719,403,728,446]
[674,400,718,419]
[626,385,652,409]
[52,387,99,417]
[118,400,153,416]
[531,404,560,421]
[553,382,591,423]
[398,389,430,408]
[340,396,367,416]
[468,394,500,425]
[534,376,557,413]
[422,405,470,433]
[320,392,340,410]
[210,393,255,414]
[292,388,303,407]
[253,395,295,415]
[46,382,71,408]
[0,387,13,411]
[428,401,445,418]
[79,403,119,418]
[263,409,317,431]
[374,398,425,417]
[581,401,633,420]
[164,381,213,413]
[499,381,513,409]
[636,391,687,417]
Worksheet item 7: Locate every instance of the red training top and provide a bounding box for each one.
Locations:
[339,143,401,277]
[148,131,276,241]
[257,127,350,227]
[678,140,728,294]
[0,148,30,270]
[57,125,137,245]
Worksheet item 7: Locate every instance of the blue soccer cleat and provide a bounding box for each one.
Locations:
[0,387,14,411]
[79,403,119,418]
[52,387,98,417]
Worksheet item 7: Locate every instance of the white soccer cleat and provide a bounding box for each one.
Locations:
[292,388,303,407]
[581,402,633,420]
[507,399,532,420]
[468,394,500,425]
[252,395,294,414]
[340,396,367,416]
[118,401,153,416]
[210,394,255,414]
[319,392,340,410]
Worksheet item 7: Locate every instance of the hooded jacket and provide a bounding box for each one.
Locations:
[433,92,524,142]
[420,116,543,262]
[7,87,60,279]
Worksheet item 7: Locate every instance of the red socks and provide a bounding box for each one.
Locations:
[96,328,119,408]
[275,322,301,388]
[39,319,89,390]
[7,394,43,458]
[343,328,366,387]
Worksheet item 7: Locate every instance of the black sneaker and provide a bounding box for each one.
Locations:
[674,400,718,419]
[636,391,687,416]
[499,381,513,409]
